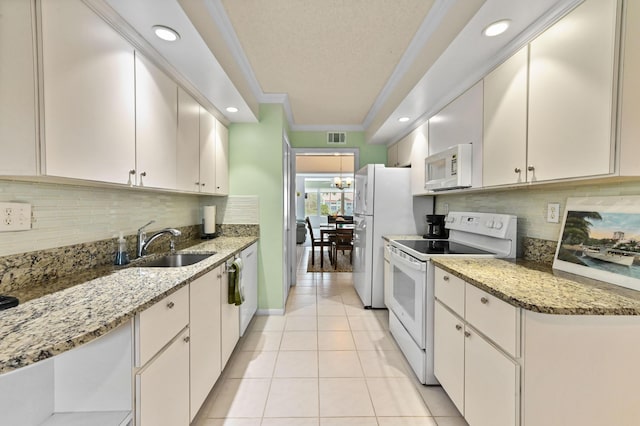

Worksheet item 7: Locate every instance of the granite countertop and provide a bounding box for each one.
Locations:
[0,236,258,374]
[432,257,640,316]
[382,234,425,242]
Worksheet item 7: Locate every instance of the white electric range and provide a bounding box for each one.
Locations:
[387,211,517,385]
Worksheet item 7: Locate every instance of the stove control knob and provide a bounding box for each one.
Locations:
[494,221,504,230]
[486,220,494,229]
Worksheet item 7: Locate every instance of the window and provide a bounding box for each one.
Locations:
[303,177,354,219]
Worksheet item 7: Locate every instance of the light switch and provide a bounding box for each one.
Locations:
[1,202,32,231]
[547,203,560,223]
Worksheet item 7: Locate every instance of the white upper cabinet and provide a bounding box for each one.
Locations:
[199,108,217,194]
[215,120,229,194]
[177,89,230,195]
[429,82,483,188]
[410,122,429,195]
[483,47,529,187]
[135,54,178,189]
[41,0,135,184]
[387,143,398,167]
[618,0,640,176]
[397,136,413,167]
[176,87,201,192]
[387,136,412,168]
[0,0,38,175]
[527,0,618,182]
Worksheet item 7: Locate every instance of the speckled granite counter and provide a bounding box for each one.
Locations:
[432,257,640,316]
[382,234,425,242]
[0,236,258,374]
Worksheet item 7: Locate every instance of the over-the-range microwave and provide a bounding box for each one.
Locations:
[424,144,472,191]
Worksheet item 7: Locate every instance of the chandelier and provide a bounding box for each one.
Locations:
[332,155,352,190]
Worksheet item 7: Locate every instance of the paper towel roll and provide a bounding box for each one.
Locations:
[203,205,216,235]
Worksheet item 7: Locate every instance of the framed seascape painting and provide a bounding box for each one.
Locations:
[553,196,640,292]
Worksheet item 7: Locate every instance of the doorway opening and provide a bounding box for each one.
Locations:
[294,149,358,231]
[292,149,358,274]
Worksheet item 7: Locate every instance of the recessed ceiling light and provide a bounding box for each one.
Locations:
[482,19,511,37]
[226,107,239,113]
[152,25,180,42]
[398,116,410,123]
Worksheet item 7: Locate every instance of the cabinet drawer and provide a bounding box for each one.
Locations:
[465,284,520,357]
[137,327,190,426]
[137,285,189,366]
[434,267,465,317]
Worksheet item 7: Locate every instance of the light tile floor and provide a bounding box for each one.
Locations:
[193,247,468,426]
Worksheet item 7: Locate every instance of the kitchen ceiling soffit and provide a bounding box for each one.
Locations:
[99,0,258,124]
[98,0,582,144]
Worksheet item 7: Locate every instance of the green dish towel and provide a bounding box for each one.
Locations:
[228,257,244,306]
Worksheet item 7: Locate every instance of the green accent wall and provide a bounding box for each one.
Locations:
[289,131,387,168]
[229,104,286,311]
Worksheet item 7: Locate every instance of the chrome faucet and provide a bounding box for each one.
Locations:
[136,220,182,257]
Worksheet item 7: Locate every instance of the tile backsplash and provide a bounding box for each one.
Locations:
[433,178,640,256]
[0,180,208,257]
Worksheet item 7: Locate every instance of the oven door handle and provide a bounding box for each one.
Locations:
[390,251,425,272]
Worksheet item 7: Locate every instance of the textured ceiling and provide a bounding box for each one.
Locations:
[220,0,435,126]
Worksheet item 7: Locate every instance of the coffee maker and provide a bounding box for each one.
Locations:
[424,214,448,239]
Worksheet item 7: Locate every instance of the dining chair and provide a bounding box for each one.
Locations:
[305,217,331,266]
[331,228,353,269]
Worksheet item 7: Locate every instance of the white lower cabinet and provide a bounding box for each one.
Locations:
[134,262,245,425]
[434,267,520,426]
[190,267,222,421]
[434,266,640,426]
[464,325,519,426]
[136,327,190,426]
[136,286,189,367]
[433,301,464,412]
[134,286,190,426]
[239,242,259,336]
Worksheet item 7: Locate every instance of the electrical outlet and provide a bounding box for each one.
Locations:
[0,202,31,231]
[547,203,560,223]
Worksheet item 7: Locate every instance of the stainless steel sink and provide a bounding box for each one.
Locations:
[138,252,215,267]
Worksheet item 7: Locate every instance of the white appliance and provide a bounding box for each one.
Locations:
[387,211,516,384]
[424,144,473,191]
[353,164,433,308]
[239,242,258,336]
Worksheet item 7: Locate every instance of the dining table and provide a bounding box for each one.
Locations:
[319,223,355,268]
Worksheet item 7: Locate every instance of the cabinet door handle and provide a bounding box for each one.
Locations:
[527,165,535,172]
[443,275,449,281]
[201,183,206,187]
[480,297,489,304]
[128,169,136,185]
[464,331,471,338]
[183,336,190,343]
[139,171,147,186]
[455,324,462,331]
[514,167,521,174]
[167,301,175,309]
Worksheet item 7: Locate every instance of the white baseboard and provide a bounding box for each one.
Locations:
[256,308,285,316]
